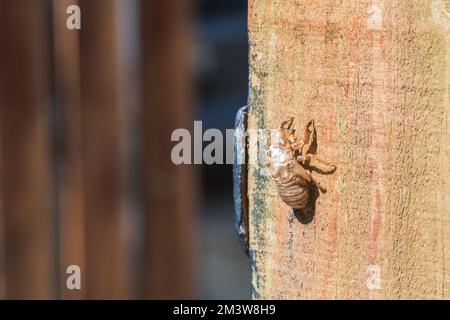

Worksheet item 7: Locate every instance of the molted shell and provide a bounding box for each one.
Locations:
[267,118,335,210]
[266,121,313,210]
[275,177,309,209]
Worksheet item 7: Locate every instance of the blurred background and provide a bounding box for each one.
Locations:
[0,0,249,299]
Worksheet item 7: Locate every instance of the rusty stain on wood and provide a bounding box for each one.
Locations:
[248,0,450,299]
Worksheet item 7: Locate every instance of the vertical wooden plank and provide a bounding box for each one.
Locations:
[79,0,128,299]
[0,125,5,299]
[52,0,86,299]
[0,0,55,299]
[140,0,197,299]
[248,0,449,299]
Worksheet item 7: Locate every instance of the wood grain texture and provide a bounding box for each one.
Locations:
[248,0,449,299]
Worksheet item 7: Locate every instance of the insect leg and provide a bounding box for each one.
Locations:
[295,162,327,193]
[301,119,317,155]
[309,171,327,193]
[304,154,336,174]
[292,162,312,182]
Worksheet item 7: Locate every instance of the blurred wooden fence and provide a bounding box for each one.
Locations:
[0,0,196,299]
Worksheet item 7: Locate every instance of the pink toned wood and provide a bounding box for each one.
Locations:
[248,0,450,299]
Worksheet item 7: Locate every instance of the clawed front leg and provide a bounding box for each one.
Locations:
[289,120,316,155]
[287,128,304,152]
[301,119,316,156]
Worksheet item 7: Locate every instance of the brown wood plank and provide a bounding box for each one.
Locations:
[52,0,86,299]
[248,0,450,299]
[0,116,5,299]
[140,0,197,299]
[0,0,55,299]
[79,0,128,299]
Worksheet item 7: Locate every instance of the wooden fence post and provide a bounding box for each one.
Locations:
[52,0,86,299]
[248,0,449,299]
[0,0,55,299]
[79,0,128,299]
[140,0,197,299]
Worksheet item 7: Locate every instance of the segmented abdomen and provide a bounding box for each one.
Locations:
[275,178,309,209]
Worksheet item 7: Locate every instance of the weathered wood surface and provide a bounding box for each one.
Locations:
[0,0,55,299]
[248,0,450,299]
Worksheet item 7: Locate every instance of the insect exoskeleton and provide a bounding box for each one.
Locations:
[266,117,336,210]
[273,173,310,209]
